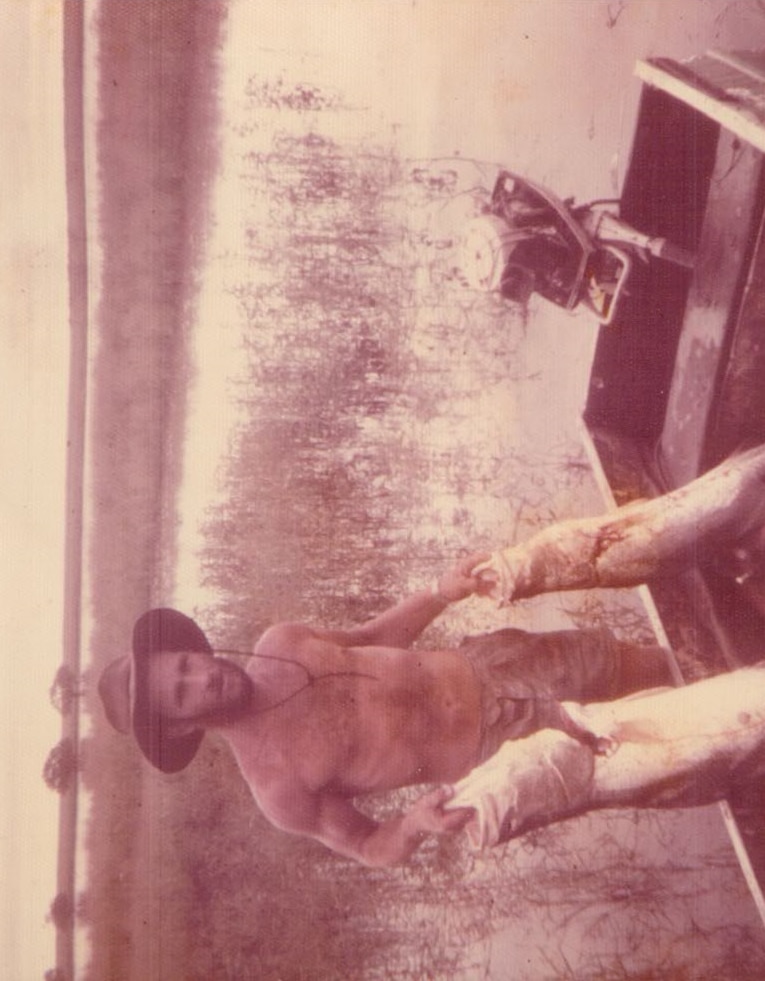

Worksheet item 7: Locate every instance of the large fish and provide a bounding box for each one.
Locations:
[448,667,765,849]
[475,445,765,604]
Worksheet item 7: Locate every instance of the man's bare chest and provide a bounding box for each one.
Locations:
[240,666,479,796]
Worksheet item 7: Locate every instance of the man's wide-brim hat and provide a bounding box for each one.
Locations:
[98,608,213,773]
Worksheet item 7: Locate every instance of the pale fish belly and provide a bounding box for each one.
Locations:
[447,728,594,850]
[476,445,765,604]
[447,666,765,850]
[571,667,765,807]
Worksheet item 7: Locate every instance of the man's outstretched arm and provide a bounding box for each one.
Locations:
[316,551,489,649]
[259,783,473,867]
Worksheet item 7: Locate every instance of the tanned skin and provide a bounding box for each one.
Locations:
[147,554,489,866]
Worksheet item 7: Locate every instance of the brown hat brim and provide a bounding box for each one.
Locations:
[99,608,214,773]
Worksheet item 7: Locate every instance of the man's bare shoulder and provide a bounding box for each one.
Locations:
[240,750,322,831]
[245,766,381,864]
[255,620,361,656]
[255,621,315,654]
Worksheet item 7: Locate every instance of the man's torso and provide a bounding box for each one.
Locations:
[227,638,483,799]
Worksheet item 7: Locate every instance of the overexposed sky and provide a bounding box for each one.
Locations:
[1,2,70,977]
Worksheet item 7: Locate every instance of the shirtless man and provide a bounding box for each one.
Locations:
[98,554,669,867]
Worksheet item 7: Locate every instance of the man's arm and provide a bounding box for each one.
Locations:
[258,783,473,867]
[316,551,489,649]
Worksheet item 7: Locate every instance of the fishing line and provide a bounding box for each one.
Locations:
[213,647,380,716]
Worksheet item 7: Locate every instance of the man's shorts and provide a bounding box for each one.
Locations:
[459,627,651,762]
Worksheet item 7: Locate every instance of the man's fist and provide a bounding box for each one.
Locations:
[436,552,491,603]
[406,787,474,836]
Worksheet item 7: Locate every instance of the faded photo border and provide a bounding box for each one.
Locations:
[10,1,765,979]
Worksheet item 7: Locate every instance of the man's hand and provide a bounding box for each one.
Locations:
[436,551,491,603]
[404,786,474,837]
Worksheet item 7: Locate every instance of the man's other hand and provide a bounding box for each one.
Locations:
[405,787,474,837]
[436,552,491,603]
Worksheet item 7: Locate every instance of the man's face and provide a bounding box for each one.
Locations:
[147,651,253,727]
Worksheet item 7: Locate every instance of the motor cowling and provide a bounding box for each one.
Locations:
[458,214,520,291]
